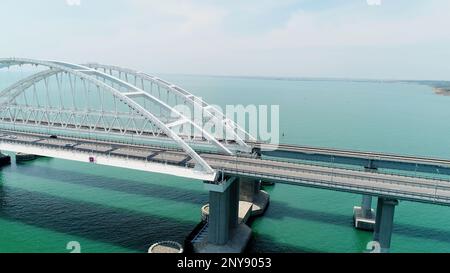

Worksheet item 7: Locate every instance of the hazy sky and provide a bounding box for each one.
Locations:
[1,0,449,80]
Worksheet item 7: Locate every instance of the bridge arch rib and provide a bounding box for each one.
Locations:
[84,63,256,146]
[0,57,223,175]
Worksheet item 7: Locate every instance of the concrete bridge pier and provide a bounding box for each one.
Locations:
[0,152,11,166]
[240,178,270,216]
[353,195,375,230]
[197,177,252,253]
[353,164,378,231]
[373,197,398,253]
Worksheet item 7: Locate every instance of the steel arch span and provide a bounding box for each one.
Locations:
[84,63,256,146]
[0,57,255,177]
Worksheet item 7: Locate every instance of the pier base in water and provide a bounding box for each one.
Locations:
[188,177,270,253]
[194,224,252,253]
[353,195,375,231]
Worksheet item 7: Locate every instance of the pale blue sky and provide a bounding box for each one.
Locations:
[1,0,449,80]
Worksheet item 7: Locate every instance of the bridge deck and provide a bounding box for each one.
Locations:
[1,130,450,206]
[256,142,450,176]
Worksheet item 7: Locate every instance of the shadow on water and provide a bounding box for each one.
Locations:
[3,161,450,251]
[263,200,450,244]
[246,234,326,253]
[12,164,208,205]
[263,201,353,225]
[0,186,198,252]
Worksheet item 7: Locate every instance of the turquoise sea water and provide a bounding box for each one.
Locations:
[1,74,450,253]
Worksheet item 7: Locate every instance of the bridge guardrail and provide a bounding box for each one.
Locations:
[259,155,450,182]
[224,168,450,205]
[210,156,450,191]
[0,138,195,171]
[218,158,450,202]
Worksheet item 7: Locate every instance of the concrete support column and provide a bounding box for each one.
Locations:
[373,197,383,242]
[228,178,239,229]
[353,194,375,230]
[239,178,269,216]
[196,177,252,252]
[373,197,398,253]
[354,165,377,230]
[361,195,373,218]
[206,177,239,245]
[365,159,376,170]
[239,178,260,202]
[0,152,11,166]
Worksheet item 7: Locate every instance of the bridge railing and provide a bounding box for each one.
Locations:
[223,166,450,205]
[260,153,450,182]
[0,137,195,170]
[214,155,450,200]
[211,154,450,187]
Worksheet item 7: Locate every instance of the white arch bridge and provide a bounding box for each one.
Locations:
[0,57,258,180]
[0,58,450,188]
[3,58,450,252]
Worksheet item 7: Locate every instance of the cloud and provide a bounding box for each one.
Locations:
[245,1,450,49]
[129,0,228,33]
[1,0,449,79]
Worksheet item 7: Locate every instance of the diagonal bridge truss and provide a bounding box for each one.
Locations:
[0,58,256,176]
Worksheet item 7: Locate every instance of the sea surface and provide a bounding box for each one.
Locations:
[1,73,450,253]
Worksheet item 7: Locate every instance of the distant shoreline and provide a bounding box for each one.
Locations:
[167,73,418,84]
[163,73,450,96]
[162,73,450,86]
[433,87,450,96]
